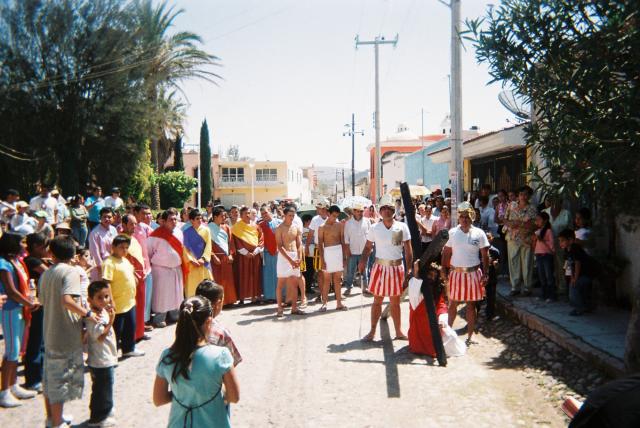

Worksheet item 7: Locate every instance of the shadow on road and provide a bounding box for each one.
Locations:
[236,302,375,325]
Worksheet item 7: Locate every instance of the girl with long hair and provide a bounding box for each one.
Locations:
[0,232,38,407]
[533,212,556,302]
[153,296,239,427]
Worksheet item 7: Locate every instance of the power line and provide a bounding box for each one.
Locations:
[205,2,298,42]
[355,34,399,201]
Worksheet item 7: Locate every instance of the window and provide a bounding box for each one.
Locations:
[256,168,277,182]
[221,167,245,182]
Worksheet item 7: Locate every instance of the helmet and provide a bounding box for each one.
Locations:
[378,194,395,209]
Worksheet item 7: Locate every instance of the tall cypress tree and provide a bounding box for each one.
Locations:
[199,119,212,205]
[173,134,184,171]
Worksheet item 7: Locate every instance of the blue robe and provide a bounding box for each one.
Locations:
[260,218,281,300]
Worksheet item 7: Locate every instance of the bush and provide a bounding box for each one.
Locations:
[153,171,197,209]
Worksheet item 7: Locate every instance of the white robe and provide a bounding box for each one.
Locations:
[147,235,183,313]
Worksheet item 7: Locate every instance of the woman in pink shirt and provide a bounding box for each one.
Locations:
[532,212,556,302]
[432,205,451,237]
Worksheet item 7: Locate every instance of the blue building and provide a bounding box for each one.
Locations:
[404,138,451,191]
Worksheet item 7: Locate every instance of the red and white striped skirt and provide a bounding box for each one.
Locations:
[368,263,405,297]
[448,268,484,302]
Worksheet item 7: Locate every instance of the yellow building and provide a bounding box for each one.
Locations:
[216,160,308,207]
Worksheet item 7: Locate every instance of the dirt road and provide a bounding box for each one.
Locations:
[2,290,570,427]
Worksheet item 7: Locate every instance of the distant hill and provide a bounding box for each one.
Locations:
[313,166,368,184]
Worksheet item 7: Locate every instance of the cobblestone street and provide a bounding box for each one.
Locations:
[2,289,604,427]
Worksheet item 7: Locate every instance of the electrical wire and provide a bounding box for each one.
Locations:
[205,2,298,42]
[382,0,419,87]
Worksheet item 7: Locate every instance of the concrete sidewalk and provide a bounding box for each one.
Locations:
[496,280,629,377]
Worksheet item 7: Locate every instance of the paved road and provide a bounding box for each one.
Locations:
[3,289,569,427]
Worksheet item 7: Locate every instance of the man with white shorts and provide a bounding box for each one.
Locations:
[318,205,347,312]
[275,206,305,317]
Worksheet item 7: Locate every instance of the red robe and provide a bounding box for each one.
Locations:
[212,224,238,305]
[408,292,448,357]
[126,251,146,341]
[232,228,264,301]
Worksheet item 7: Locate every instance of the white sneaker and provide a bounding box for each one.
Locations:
[0,390,22,408]
[11,384,37,399]
[123,348,145,357]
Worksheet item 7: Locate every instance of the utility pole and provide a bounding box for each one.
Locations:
[343,114,364,196]
[438,0,463,226]
[355,34,398,202]
[421,108,425,185]
[341,168,346,198]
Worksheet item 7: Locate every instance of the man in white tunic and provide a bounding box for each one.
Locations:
[358,195,413,342]
[441,202,490,344]
[147,208,186,327]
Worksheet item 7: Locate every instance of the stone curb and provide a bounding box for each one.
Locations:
[496,294,625,378]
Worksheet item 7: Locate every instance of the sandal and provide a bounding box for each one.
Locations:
[336,305,348,311]
[276,307,284,318]
[318,305,327,312]
[291,308,306,315]
[394,334,408,341]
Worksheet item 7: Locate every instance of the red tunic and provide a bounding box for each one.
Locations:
[212,225,238,305]
[233,229,264,301]
[408,292,448,357]
[126,253,146,341]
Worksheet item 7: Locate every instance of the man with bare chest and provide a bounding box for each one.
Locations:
[275,206,305,317]
[318,205,347,311]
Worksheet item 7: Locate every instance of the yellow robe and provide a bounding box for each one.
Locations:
[184,224,213,297]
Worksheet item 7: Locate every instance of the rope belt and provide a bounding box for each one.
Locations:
[451,265,480,273]
[374,258,403,267]
[173,386,222,428]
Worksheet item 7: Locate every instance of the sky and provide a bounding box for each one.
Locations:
[174,0,509,171]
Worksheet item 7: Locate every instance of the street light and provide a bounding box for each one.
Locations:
[248,162,255,205]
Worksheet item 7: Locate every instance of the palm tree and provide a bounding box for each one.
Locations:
[131,0,220,208]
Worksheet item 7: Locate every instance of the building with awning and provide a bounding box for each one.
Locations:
[426,124,529,193]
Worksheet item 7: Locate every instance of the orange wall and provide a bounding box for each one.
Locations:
[369,145,423,200]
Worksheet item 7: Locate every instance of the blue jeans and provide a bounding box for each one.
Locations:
[113,307,136,354]
[535,254,556,300]
[71,222,88,248]
[570,276,592,312]
[344,255,369,289]
[89,366,114,422]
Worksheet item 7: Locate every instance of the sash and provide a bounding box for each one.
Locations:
[124,234,145,279]
[258,220,278,256]
[13,258,31,355]
[209,223,229,255]
[183,225,210,269]
[231,220,259,248]
[150,226,188,281]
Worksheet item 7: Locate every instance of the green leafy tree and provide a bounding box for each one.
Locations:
[173,134,184,171]
[199,119,212,205]
[154,170,197,209]
[124,140,154,204]
[466,0,640,372]
[131,0,220,208]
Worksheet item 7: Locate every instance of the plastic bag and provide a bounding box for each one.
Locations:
[441,324,466,357]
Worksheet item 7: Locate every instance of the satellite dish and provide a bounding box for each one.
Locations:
[498,90,531,120]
